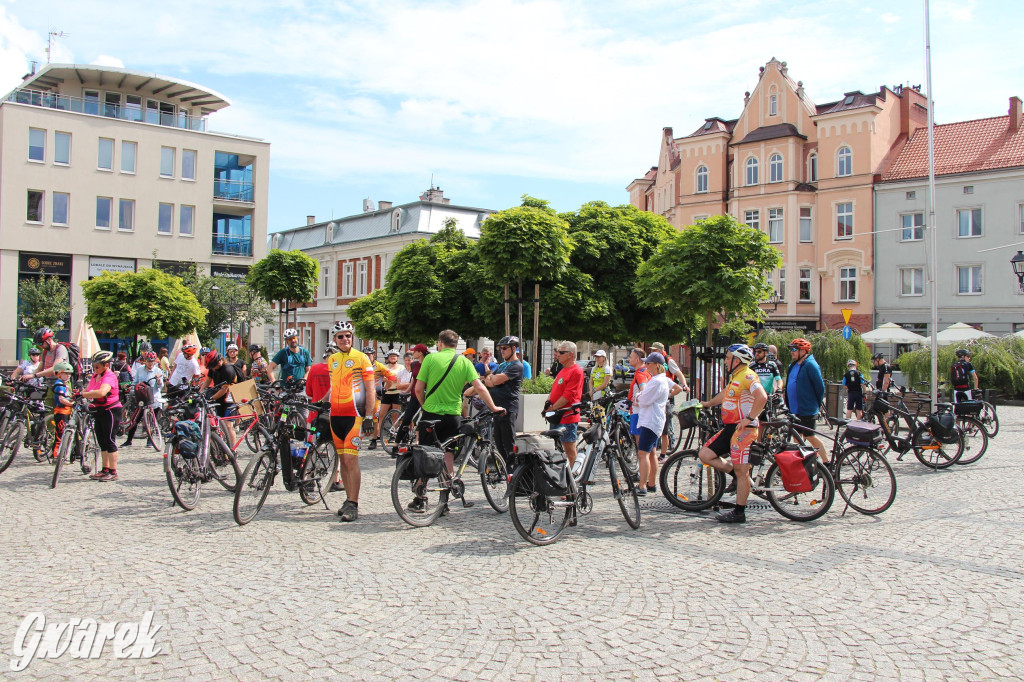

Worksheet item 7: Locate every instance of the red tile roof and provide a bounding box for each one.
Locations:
[882,116,1024,180]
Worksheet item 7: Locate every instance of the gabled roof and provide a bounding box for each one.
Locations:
[685,117,737,138]
[815,90,879,116]
[881,116,1024,181]
[731,123,807,146]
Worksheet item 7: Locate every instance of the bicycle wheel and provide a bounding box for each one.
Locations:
[765,460,834,521]
[233,450,276,525]
[614,425,639,477]
[508,463,572,545]
[664,414,680,455]
[911,426,963,469]
[299,440,337,505]
[954,416,988,465]
[83,428,101,475]
[834,446,896,515]
[980,402,999,438]
[208,437,241,492]
[391,456,449,527]
[611,447,641,529]
[164,443,201,511]
[144,409,164,452]
[31,416,52,462]
[50,425,74,489]
[244,422,265,453]
[478,443,509,513]
[0,420,23,474]
[658,449,725,511]
[379,409,403,450]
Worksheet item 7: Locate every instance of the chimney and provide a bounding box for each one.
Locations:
[419,187,446,204]
[378,201,392,210]
[1010,96,1023,132]
[306,215,315,226]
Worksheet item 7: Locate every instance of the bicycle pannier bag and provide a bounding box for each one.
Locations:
[396,451,418,481]
[953,400,983,417]
[533,448,570,497]
[774,446,817,493]
[844,420,882,447]
[412,445,445,479]
[928,412,959,444]
[173,420,202,459]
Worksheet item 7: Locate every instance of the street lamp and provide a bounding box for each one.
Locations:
[1011,251,1024,293]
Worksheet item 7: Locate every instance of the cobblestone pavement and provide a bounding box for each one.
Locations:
[2,408,1022,680]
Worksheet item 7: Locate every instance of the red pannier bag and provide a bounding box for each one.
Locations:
[774,444,818,493]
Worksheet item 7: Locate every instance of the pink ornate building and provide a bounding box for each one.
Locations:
[628,58,928,333]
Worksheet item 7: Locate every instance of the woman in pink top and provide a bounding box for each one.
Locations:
[81,351,123,481]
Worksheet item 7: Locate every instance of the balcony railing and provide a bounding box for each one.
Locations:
[212,234,252,257]
[5,88,207,132]
[213,179,254,202]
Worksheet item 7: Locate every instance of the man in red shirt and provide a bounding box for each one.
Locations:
[545,341,584,467]
[305,344,337,403]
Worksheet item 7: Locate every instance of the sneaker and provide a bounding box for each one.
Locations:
[646,485,657,494]
[406,497,426,514]
[329,481,345,493]
[337,500,358,522]
[120,440,133,448]
[145,440,154,449]
[368,439,378,450]
[90,468,109,480]
[636,487,647,497]
[716,509,746,524]
[97,470,119,482]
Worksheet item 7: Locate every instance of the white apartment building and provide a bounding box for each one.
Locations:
[0,63,269,363]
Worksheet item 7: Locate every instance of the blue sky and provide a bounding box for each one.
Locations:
[1,0,1020,232]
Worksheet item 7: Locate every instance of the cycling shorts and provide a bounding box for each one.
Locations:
[704,423,757,465]
[330,415,363,457]
[381,393,402,406]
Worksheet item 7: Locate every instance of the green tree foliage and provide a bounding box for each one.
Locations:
[248,249,319,306]
[17,273,70,332]
[348,288,398,342]
[635,215,782,345]
[478,195,572,286]
[558,201,677,344]
[754,328,872,381]
[897,336,1024,397]
[209,276,275,345]
[82,269,206,343]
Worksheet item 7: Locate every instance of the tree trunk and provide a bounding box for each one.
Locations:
[532,282,541,374]
[517,279,524,346]
[504,283,510,337]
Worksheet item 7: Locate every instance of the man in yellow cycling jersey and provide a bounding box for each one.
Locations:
[322,323,376,522]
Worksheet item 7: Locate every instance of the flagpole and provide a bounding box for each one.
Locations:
[924,0,939,411]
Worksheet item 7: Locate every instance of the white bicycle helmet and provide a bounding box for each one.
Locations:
[283,328,298,340]
[727,344,755,364]
[323,343,340,359]
[331,320,354,334]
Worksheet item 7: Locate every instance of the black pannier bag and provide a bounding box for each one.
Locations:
[953,400,983,417]
[844,420,883,447]
[412,445,446,479]
[532,448,569,497]
[928,412,959,444]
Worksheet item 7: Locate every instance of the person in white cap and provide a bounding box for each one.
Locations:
[226,343,247,378]
[589,350,611,400]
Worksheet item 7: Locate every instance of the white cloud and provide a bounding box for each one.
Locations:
[91,54,124,68]
[881,12,900,23]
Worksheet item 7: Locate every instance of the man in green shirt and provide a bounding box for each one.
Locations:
[414,329,505,477]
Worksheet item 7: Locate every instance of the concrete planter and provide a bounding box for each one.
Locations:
[516,393,550,433]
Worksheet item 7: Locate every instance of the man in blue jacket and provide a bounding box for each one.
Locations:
[783,337,829,463]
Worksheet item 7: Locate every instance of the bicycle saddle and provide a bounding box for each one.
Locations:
[541,429,564,440]
[826,416,850,427]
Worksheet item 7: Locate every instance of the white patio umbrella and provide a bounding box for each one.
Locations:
[935,322,995,346]
[73,318,101,357]
[859,322,927,344]
[169,330,201,360]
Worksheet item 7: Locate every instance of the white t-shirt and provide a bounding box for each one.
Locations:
[635,373,672,434]
[169,352,201,388]
[397,367,413,394]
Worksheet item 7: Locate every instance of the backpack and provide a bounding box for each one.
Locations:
[172,420,202,459]
[774,444,819,493]
[60,342,82,382]
[950,361,968,389]
[532,448,570,497]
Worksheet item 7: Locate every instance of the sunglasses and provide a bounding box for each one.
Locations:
[555,350,571,355]
[335,333,352,339]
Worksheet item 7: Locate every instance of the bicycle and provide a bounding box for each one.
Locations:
[568,398,641,529]
[122,378,164,451]
[391,410,508,527]
[232,394,336,525]
[163,383,244,511]
[951,401,989,465]
[0,380,52,473]
[869,391,964,469]
[50,396,102,488]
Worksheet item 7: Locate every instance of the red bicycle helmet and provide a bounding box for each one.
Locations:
[788,337,812,351]
[205,350,221,366]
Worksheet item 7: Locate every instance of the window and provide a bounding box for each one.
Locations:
[96,197,112,229]
[182,150,196,181]
[27,190,43,223]
[342,262,353,297]
[121,141,136,173]
[837,146,852,177]
[800,207,813,242]
[125,94,143,122]
[1020,204,1024,234]
[98,138,114,170]
[54,132,70,165]
[118,199,134,231]
[146,100,160,124]
[768,208,784,243]
[83,90,100,116]
[836,202,854,239]
[957,265,982,294]
[744,209,760,232]
[901,213,924,241]
[906,191,916,200]
[778,268,786,301]
[957,208,982,237]
[770,94,778,116]
[695,165,708,193]
[839,267,857,301]
[179,205,194,236]
[799,268,813,302]
[158,203,173,234]
[104,92,120,118]
[900,267,924,296]
[160,147,175,177]
[693,215,709,222]
[745,157,759,185]
[322,266,332,297]
[356,260,368,296]
[769,153,783,183]
[28,128,45,161]
[963,185,974,195]
[809,154,818,182]
[52,192,69,225]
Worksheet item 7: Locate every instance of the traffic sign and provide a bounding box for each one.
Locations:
[842,325,852,340]
[841,308,853,325]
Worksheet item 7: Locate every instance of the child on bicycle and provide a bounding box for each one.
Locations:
[51,361,80,469]
[121,352,166,448]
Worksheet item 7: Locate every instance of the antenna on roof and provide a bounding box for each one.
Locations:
[46,30,69,63]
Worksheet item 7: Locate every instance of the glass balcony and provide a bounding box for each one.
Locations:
[213,179,254,202]
[212,234,252,257]
[5,88,206,132]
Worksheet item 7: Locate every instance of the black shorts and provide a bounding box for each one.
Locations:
[846,392,863,410]
[381,393,403,406]
[705,423,737,458]
[794,414,817,435]
[215,400,230,418]
[417,412,460,449]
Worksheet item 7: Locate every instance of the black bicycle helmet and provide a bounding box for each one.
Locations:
[752,342,769,351]
[872,353,885,360]
[498,335,520,348]
[249,344,262,355]
[955,348,970,358]
[33,327,53,345]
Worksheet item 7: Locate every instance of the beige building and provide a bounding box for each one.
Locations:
[628,58,928,333]
[0,63,269,363]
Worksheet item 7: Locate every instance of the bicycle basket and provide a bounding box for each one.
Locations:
[412,445,445,479]
[134,383,153,405]
[532,448,569,497]
[844,420,883,447]
[953,400,983,417]
[928,412,959,444]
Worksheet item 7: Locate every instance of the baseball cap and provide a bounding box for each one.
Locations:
[650,342,666,352]
[644,352,666,364]
[411,343,430,354]
[594,350,607,357]
[463,347,477,356]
